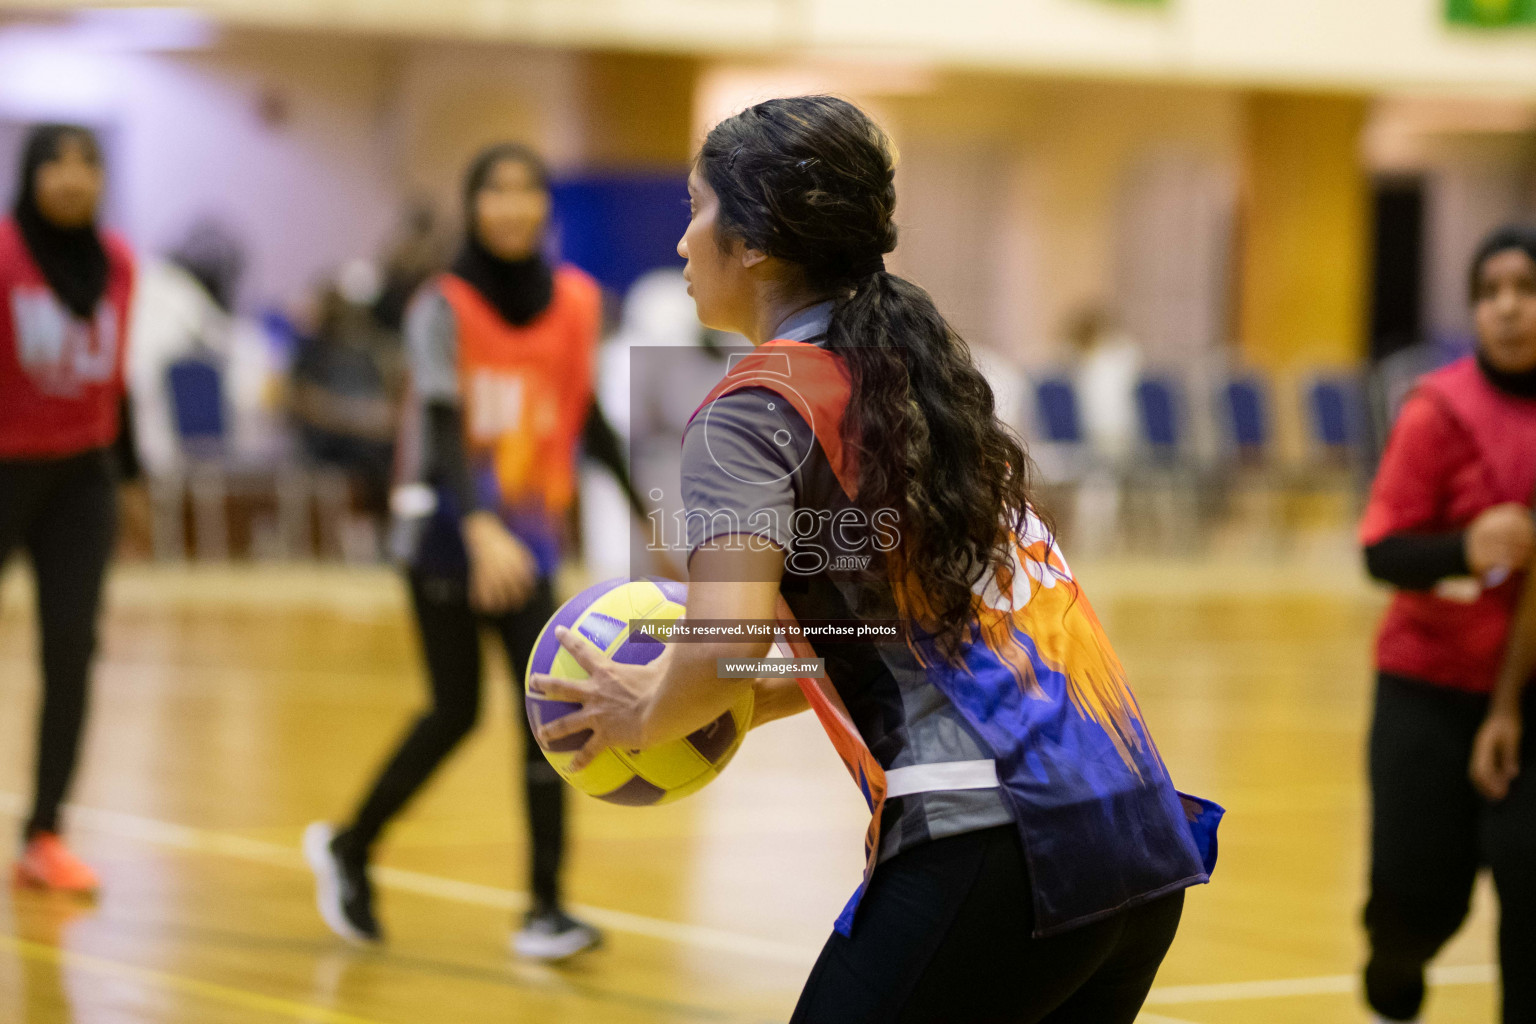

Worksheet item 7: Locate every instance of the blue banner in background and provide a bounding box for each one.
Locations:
[552,172,690,296]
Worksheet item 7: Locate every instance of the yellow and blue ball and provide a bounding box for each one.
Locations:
[525,577,753,805]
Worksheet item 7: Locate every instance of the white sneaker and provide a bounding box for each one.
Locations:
[303,822,382,944]
[511,907,602,961]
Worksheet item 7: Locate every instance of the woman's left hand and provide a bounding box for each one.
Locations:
[529,626,667,771]
[1470,709,1523,802]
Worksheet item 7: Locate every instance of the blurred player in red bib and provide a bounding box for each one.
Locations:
[1360,225,1536,1024]
[2,124,133,897]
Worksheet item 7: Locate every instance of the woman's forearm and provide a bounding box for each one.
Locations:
[636,545,788,746]
[639,640,765,747]
[427,401,479,515]
[1491,574,1536,715]
[750,674,812,728]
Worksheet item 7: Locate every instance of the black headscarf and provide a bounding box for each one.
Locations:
[1468,224,1536,301]
[1468,224,1536,399]
[12,124,108,320]
[449,143,554,327]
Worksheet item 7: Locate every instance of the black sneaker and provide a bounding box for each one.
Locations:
[511,904,602,961]
[303,822,381,944]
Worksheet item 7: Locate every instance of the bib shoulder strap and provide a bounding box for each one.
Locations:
[687,338,859,498]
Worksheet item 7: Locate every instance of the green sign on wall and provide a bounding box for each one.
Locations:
[1446,0,1536,27]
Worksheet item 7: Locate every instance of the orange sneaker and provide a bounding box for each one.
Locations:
[13,833,99,897]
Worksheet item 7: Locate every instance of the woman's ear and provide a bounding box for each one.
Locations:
[740,247,769,270]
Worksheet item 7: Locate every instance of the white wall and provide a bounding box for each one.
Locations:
[1423,142,1536,343]
[1366,97,1536,343]
[35,0,1536,96]
[391,42,589,211]
[691,66,1247,364]
[0,24,697,309]
[11,12,1531,365]
[812,0,1536,94]
[878,79,1244,364]
[0,24,400,310]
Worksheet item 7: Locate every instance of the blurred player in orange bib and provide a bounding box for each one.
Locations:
[305,143,603,959]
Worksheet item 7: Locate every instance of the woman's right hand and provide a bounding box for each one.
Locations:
[463,511,537,614]
[1465,503,1536,578]
[1470,709,1523,801]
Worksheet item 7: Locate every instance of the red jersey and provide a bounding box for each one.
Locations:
[0,216,134,458]
[1360,357,1536,692]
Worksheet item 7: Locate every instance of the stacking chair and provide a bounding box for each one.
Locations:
[1130,375,1202,552]
[165,356,313,560]
[1307,376,1366,461]
[1222,376,1269,460]
[1303,374,1370,511]
[1036,377,1084,446]
[1029,375,1110,554]
[1216,373,1290,546]
[165,357,229,559]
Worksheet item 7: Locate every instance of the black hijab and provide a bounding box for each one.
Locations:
[12,124,108,320]
[1468,224,1536,399]
[1477,348,1536,399]
[449,143,554,327]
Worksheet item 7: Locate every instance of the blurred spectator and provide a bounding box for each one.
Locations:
[602,268,728,447]
[122,219,305,561]
[1069,304,1143,465]
[584,268,727,578]
[1067,304,1143,553]
[288,260,403,524]
[612,270,731,501]
[372,200,447,333]
[126,221,243,480]
[170,219,246,313]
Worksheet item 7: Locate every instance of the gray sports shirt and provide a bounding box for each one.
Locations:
[679,303,1012,863]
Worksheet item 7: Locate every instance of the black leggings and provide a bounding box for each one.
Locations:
[339,573,565,906]
[791,825,1185,1024]
[0,449,117,841]
[1365,674,1536,1023]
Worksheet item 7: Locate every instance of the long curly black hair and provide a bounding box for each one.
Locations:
[698,95,1040,659]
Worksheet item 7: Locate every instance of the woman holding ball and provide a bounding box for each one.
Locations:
[530,96,1217,1024]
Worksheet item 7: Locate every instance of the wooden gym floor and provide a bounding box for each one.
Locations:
[0,554,1506,1023]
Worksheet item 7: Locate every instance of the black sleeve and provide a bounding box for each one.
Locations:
[582,404,648,522]
[425,401,479,516]
[1364,531,1470,590]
